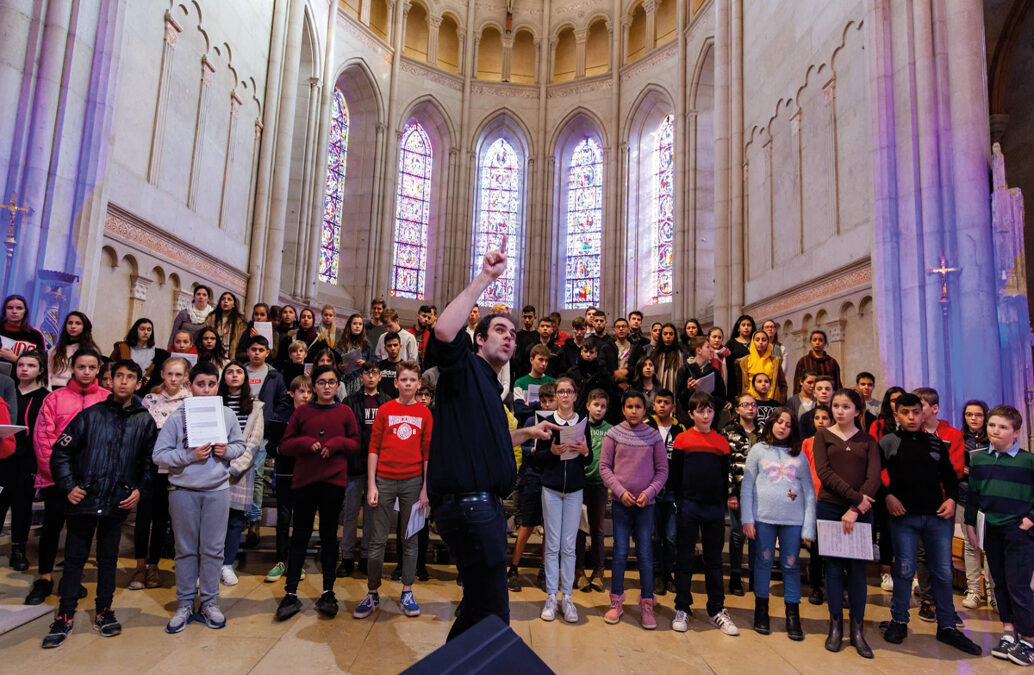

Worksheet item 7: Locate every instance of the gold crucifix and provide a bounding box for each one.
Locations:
[0,194,29,243]
[928,254,960,303]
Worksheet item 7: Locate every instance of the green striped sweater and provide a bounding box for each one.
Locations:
[964,444,1034,528]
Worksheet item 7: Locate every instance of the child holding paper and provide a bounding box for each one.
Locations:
[533,376,591,623]
[153,361,246,634]
[354,361,432,619]
[812,388,880,658]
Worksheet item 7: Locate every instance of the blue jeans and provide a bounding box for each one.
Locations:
[817,500,870,620]
[611,501,655,598]
[246,440,268,523]
[729,506,755,579]
[753,522,802,603]
[223,508,247,566]
[652,490,676,579]
[890,514,955,627]
[542,487,583,595]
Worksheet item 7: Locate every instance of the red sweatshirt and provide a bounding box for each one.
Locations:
[369,399,433,480]
[279,402,361,488]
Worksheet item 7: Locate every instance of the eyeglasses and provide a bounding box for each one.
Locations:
[315,379,338,387]
[555,389,576,395]
[738,402,758,409]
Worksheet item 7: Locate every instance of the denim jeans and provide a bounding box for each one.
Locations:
[611,501,655,598]
[340,471,370,560]
[728,506,755,579]
[890,514,955,627]
[436,497,509,641]
[246,439,267,523]
[223,508,247,566]
[817,500,870,620]
[753,522,802,603]
[652,489,677,580]
[542,487,583,595]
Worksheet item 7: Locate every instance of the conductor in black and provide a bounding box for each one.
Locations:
[426,236,558,641]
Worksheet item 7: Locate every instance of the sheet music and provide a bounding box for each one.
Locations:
[170,352,198,365]
[183,396,228,447]
[254,322,274,345]
[406,504,429,539]
[340,349,363,372]
[0,424,26,439]
[817,520,873,560]
[558,417,587,460]
[696,372,715,394]
[526,383,541,404]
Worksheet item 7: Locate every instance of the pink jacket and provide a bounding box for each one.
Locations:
[33,380,110,488]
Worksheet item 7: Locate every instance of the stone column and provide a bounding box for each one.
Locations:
[574,30,587,78]
[674,0,687,315]
[148,11,182,185]
[643,0,656,52]
[260,0,305,302]
[730,0,744,312]
[292,76,321,299]
[501,33,513,81]
[713,0,731,329]
[428,14,442,66]
[621,19,630,65]
[217,93,242,230]
[187,56,215,210]
[360,0,371,24]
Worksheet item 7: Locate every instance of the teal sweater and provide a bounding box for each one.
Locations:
[741,442,817,541]
[965,443,1034,528]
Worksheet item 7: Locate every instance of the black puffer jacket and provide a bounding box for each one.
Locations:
[50,396,157,517]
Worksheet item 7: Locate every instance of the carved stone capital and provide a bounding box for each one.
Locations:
[574,30,588,44]
[200,56,215,85]
[163,10,182,46]
[176,290,193,312]
[130,275,153,302]
[823,77,836,104]
[428,14,442,30]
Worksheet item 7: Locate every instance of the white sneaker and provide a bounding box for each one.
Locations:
[561,594,578,623]
[220,565,238,586]
[912,577,920,596]
[710,609,739,636]
[881,573,894,592]
[962,592,982,609]
[672,609,690,632]
[541,595,557,621]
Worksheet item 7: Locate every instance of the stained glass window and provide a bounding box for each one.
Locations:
[472,138,521,307]
[653,114,674,303]
[319,89,349,284]
[390,122,433,299]
[564,137,603,309]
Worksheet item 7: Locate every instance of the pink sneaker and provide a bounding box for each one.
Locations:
[604,593,625,624]
[639,597,657,630]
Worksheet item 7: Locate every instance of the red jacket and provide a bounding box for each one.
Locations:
[0,399,15,460]
[934,419,965,479]
[33,380,110,488]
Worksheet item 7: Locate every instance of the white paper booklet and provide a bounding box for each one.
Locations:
[183,396,228,447]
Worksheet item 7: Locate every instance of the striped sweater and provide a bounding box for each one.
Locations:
[964,443,1034,528]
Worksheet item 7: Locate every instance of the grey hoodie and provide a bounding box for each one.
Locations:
[152,405,246,491]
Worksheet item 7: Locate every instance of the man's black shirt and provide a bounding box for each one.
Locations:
[426,328,517,501]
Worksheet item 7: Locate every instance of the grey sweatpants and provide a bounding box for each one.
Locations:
[169,487,231,607]
[367,475,423,589]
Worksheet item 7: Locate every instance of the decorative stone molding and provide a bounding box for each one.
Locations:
[340,12,392,52]
[823,77,836,104]
[400,58,464,90]
[619,40,677,82]
[130,275,153,302]
[546,75,613,98]
[790,109,801,136]
[176,290,193,312]
[104,207,248,295]
[824,319,846,343]
[743,260,871,319]
[470,82,540,99]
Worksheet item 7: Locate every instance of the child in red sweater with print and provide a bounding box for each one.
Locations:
[354,361,433,620]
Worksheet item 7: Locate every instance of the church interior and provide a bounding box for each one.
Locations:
[2,0,1034,672]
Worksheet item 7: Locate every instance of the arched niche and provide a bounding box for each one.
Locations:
[404,2,429,61]
[585,19,609,76]
[477,25,504,80]
[511,28,536,84]
[438,14,461,73]
[553,26,576,82]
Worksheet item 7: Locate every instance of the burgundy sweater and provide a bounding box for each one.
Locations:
[279,402,361,488]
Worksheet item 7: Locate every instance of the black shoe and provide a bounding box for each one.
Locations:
[41,612,74,649]
[10,543,28,571]
[336,559,354,578]
[390,567,402,582]
[809,586,824,605]
[917,600,936,622]
[992,636,1016,660]
[753,597,770,635]
[785,603,803,641]
[507,567,521,592]
[357,557,368,575]
[536,567,545,591]
[729,573,744,597]
[314,591,339,618]
[25,578,53,605]
[275,594,302,622]
[883,620,907,644]
[93,608,122,637]
[825,615,843,652]
[243,523,260,549]
[655,576,667,596]
[1008,640,1034,666]
[416,567,430,582]
[850,618,874,659]
[936,627,981,656]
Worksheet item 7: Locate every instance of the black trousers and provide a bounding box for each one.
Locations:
[275,476,295,563]
[59,513,126,613]
[38,485,66,575]
[0,453,35,543]
[285,481,346,595]
[436,498,509,642]
[134,470,170,564]
[674,501,726,616]
[985,523,1034,636]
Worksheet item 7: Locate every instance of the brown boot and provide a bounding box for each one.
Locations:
[145,564,161,589]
